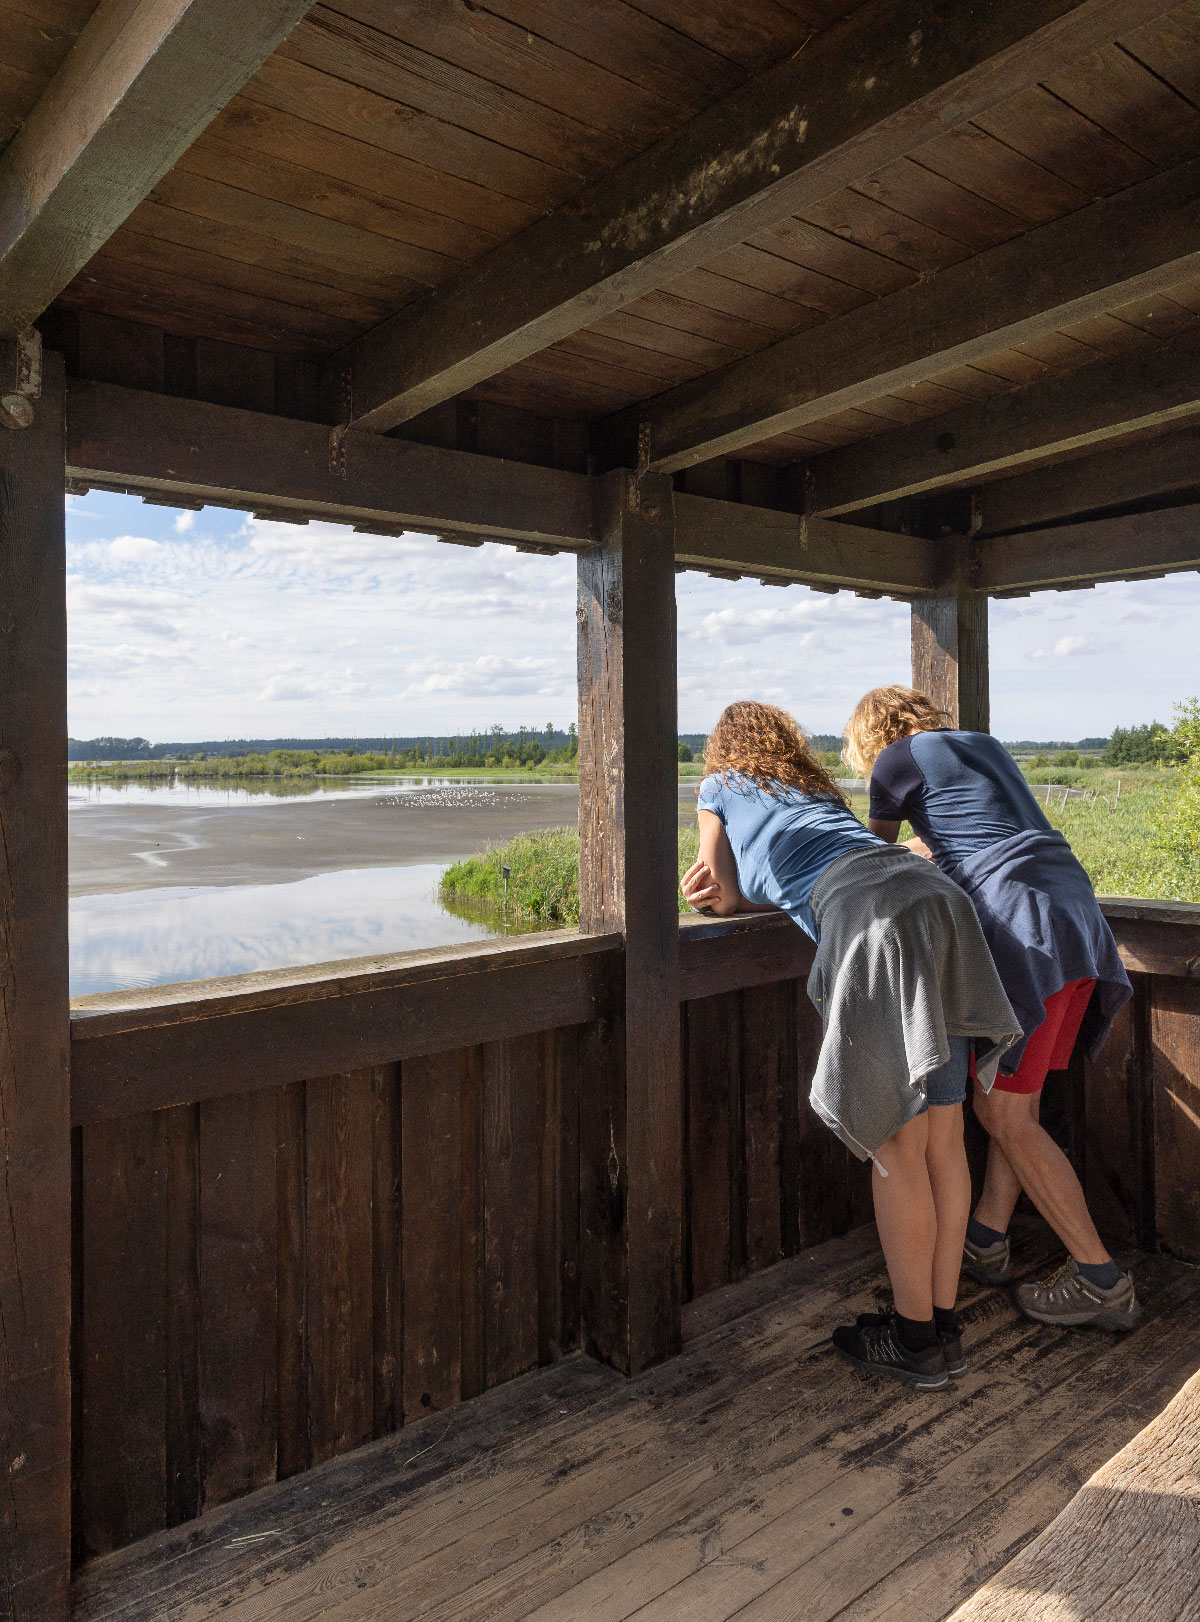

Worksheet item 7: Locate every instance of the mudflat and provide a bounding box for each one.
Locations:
[70,783,701,895]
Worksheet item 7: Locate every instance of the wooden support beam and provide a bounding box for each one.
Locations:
[912,541,989,730]
[328,0,1176,433]
[614,157,1200,472]
[577,469,682,1375]
[674,492,933,594]
[977,502,1200,593]
[64,381,932,589]
[65,380,594,548]
[977,427,1200,536]
[0,0,316,336]
[0,356,70,1617]
[808,322,1200,517]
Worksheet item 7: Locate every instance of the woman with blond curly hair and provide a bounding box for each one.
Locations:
[682,700,1019,1391]
[845,686,1136,1333]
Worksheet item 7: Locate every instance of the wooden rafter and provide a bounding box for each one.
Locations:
[328,0,1179,433]
[976,502,1200,592]
[806,323,1200,517]
[615,157,1200,471]
[0,0,316,338]
[63,380,935,591]
[977,427,1200,535]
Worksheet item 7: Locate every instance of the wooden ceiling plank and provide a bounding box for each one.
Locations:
[0,0,317,337]
[700,243,871,318]
[118,197,420,311]
[330,0,1183,432]
[618,289,781,353]
[614,156,1200,471]
[179,134,487,263]
[242,53,570,208]
[278,13,637,177]
[976,502,1200,590]
[750,216,916,297]
[320,0,689,138]
[1119,6,1200,108]
[206,96,535,239]
[911,119,1089,225]
[805,321,1200,515]
[801,187,972,272]
[973,84,1155,195]
[96,227,396,329]
[848,154,1029,251]
[1044,40,1200,166]
[659,268,825,334]
[146,168,451,290]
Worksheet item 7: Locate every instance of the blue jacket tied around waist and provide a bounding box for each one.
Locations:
[946,828,1131,1072]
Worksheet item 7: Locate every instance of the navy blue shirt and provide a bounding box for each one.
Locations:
[698,770,882,940]
[869,730,1053,872]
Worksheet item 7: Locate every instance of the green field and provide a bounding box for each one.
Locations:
[440,766,1200,927]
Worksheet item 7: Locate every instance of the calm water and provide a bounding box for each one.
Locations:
[69,864,525,997]
[66,773,542,809]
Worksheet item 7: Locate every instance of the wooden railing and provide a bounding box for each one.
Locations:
[67,903,1200,1562]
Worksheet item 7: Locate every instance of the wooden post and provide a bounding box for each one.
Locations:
[911,538,990,730]
[0,353,70,1616]
[577,467,682,1375]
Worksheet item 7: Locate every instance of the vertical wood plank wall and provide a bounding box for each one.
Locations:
[72,1032,584,1562]
[68,941,1199,1563]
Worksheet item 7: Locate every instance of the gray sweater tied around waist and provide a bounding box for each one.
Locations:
[806,844,1021,1170]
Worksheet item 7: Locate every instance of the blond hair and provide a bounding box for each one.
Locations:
[843,686,950,777]
[703,700,846,804]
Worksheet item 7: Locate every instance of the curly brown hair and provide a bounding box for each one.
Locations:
[843,685,950,777]
[703,700,846,803]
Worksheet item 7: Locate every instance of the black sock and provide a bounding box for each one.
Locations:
[933,1306,960,1337]
[894,1312,938,1352]
[1075,1258,1122,1290]
[967,1215,1007,1248]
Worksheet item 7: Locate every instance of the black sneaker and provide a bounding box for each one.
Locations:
[938,1327,967,1378]
[832,1312,949,1391]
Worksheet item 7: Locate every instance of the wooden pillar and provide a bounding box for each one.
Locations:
[0,353,71,1617]
[911,539,990,730]
[577,467,682,1375]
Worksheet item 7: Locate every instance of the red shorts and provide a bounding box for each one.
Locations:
[991,977,1096,1094]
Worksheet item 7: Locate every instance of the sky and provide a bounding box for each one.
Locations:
[66,490,1200,743]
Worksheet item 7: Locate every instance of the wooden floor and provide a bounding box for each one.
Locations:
[72,1224,1200,1622]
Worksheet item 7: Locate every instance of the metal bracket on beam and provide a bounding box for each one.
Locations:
[0,327,41,429]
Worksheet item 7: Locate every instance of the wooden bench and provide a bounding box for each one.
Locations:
[950,1365,1200,1620]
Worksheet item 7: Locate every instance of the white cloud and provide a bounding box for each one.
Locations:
[62,491,1200,741]
[108,534,162,563]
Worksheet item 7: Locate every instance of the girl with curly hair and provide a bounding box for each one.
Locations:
[682,700,1020,1390]
[845,687,1137,1333]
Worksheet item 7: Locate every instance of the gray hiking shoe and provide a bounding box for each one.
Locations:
[1016,1259,1142,1330]
[962,1231,1014,1286]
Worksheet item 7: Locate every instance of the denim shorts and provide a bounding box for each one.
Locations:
[918,1034,971,1110]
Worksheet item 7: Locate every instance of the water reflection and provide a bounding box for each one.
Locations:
[66,774,515,810]
[69,864,540,996]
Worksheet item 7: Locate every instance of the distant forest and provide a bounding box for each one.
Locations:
[68,728,1117,763]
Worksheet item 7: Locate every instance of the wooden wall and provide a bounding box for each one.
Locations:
[72,1031,584,1562]
[67,907,1200,1564]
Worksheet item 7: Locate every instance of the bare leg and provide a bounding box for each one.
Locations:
[872,1112,937,1320]
[974,1091,1037,1234]
[926,1103,972,1310]
[973,1082,1110,1264]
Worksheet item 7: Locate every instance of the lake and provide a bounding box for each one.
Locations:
[69,775,700,995]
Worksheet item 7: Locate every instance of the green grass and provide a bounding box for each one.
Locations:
[439,766,1200,927]
[441,825,700,927]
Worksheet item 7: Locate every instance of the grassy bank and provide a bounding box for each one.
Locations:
[441,826,701,926]
[440,767,1200,926]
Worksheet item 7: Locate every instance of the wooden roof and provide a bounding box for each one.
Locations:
[7,0,1200,569]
